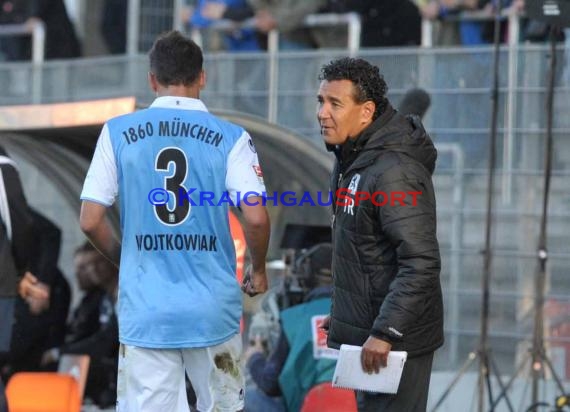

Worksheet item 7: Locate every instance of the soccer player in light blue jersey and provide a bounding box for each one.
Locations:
[79,30,270,412]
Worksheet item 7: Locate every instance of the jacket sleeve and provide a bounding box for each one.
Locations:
[3,164,33,276]
[370,162,441,343]
[28,209,61,285]
[246,330,289,396]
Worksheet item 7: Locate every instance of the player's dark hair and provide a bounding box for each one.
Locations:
[149,30,203,87]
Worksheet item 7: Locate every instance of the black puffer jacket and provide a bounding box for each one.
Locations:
[327,104,443,357]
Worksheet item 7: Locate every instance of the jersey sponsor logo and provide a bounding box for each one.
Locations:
[252,165,264,184]
[135,233,218,252]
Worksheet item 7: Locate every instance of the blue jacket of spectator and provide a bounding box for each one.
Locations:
[190,0,260,51]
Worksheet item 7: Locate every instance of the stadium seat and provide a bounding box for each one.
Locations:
[300,382,358,412]
[6,372,81,412]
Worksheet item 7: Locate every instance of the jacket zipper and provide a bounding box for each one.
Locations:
[332,172,343,230]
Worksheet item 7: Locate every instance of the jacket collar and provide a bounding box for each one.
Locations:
[335,102,396,172]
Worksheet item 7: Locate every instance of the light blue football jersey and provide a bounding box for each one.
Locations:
[81,97,266,348]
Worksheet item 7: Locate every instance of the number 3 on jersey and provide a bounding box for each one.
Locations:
[154,147,190,226]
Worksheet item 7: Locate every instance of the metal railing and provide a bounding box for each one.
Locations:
[0,20,45,103]
[422,8,523,205]
[188,12,361,123]
[437,143,466,366]
[189,12,362,56]
[421,8,521,48]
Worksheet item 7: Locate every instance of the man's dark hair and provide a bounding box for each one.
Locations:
[319,57,388,120]
[149,30,203,87]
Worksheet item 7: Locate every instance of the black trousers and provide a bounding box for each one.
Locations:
[0,376,7,412]
[356,351,434,412]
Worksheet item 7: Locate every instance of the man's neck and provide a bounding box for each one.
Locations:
[157,84,200,99]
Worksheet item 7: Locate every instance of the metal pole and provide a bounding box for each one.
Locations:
[438,143,465,366]
[531,26,557,407]
[346,12,361,57]
[267,29,279,124]
[126,0,141,97]
[502,11,520,205]
[421,18,433,48]
[478,1,502,410]
[30,20,46,104]
[127,0,141,56]
[173,0,184,32]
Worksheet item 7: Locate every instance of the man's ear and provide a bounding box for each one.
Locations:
[362,101,376,124]
[148,72,158,93]
[199,70,206,89]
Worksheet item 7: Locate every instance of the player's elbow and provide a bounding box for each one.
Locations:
[79,202,104,235]
[243,204,270,231]
[79,213,98,235]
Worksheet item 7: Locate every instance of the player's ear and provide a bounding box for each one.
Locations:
[148,72,158,94]
[199,70,206,90]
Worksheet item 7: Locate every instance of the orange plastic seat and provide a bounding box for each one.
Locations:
[300,382,358,412]
[6,372,81,412]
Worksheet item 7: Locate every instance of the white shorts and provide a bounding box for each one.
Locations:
[116,334,245,412]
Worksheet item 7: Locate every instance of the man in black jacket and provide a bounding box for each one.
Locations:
[0,146,49,412]
[317,58,443,411]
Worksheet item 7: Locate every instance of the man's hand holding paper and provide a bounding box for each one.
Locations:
[362,336,392,373]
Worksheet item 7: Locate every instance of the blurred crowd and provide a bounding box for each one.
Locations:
[0,0,127,62]
[183,0,560,53]
[0,0,566,63]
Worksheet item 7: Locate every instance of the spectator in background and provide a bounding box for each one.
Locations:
[417,0,520,46]
[64,243,108,345]
[335,0,422,47]
[415,0,462,45]
[0,0,30,61]
[0,0,81,61]
[188,0,261,51]
[244,243,335,412]
[0,146,49,412]
[41,242,119,408]
[190,0,327,50]
[247,0,327,49]
[28,0,81,59]
[101,0,127,54]
[2,208,71,378]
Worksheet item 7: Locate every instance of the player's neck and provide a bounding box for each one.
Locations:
[157,84,200,99]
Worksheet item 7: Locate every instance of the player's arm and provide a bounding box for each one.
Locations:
[226,131,270,296]
[79,124,120,267]
[240,200,270,296]
[79,201,120,267]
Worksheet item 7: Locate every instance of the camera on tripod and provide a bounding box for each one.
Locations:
[246,224,332,352]
[278,241,333,309]
[276,224,332,309]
